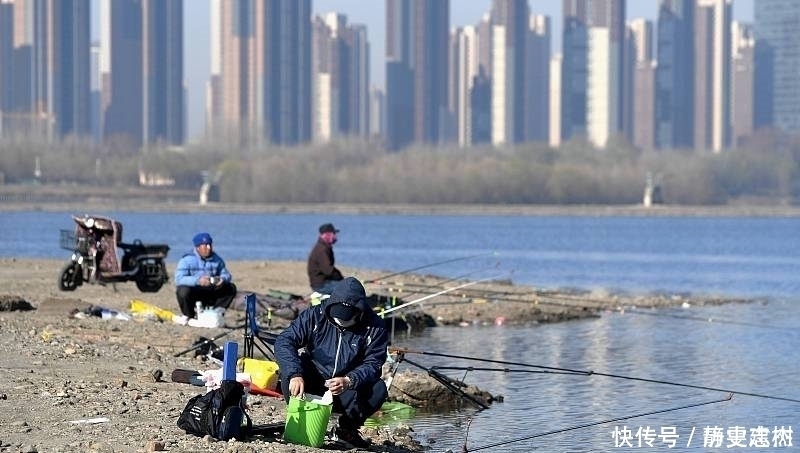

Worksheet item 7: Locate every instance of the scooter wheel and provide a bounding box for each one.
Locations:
[58,263,82,291]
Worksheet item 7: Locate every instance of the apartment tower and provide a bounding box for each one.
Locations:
[694,0,731,153]
[491,0,529,146]
[102,0,184,147]
[655,0,695,150]
[213,0,311,145]
[5,0,90,139]
[385,0,449,150]
[754,0,800,132]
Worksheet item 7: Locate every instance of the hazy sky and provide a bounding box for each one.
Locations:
[175,0,755,141]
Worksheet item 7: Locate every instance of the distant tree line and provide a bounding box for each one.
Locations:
[1,130,798,205]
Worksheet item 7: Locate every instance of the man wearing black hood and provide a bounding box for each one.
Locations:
[274,277,388,448]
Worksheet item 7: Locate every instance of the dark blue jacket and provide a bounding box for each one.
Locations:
[275,277,388,390]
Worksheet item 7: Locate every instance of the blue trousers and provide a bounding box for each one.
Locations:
[280,356,388,429]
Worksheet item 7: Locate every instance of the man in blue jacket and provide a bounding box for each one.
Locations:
[173,232,237,322]
[275,277,388,448]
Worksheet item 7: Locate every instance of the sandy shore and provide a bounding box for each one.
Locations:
[0,258,755,453]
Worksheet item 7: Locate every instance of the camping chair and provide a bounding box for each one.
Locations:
[243,293,279,361]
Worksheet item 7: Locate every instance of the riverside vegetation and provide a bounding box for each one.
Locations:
[1,129,799,206]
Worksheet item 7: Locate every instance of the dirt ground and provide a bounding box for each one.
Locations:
[0,258,753,453]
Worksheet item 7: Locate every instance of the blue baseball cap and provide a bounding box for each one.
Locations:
[193,232,213,246]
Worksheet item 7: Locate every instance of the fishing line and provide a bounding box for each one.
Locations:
[385,281,791,330]
[463,393,733,452]
[390,347,800,403]
[380,273,512,316]
[362,252,496,284]
[380,265,502,301]
[611,307,794,330]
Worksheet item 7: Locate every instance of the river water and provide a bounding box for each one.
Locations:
[2,210,798,451]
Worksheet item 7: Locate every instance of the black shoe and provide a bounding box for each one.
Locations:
[334,425,370,449]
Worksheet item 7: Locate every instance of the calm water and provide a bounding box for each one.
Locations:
[2,210,798,451]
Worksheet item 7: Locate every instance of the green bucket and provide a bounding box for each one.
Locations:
[284,395,333,447]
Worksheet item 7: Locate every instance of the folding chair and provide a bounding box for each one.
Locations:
[243,293,279,360]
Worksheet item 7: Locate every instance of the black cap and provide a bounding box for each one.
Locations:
[319,223,339,234]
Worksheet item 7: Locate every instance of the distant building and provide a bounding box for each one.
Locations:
[6,0,91,139]
[731,21,755,146]
[655,0,695,150]
[0,0,12,136]
[755,0,800,133]
[557,0,626,148]
[626,18,655,150]
[451,25,480,147]
[312,13,370,143]
[549,53,562,147]
[693,0,731,153]
[385,0,449,150]
[211,0,311,146]
[369,86,386,140]
[102,0,184,148]
[491,0,528,146]
[526,14,551,144]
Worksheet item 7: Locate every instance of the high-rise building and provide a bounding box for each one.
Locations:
[212,0,311,145]
[312,13,370,143]
[451,25,480,147]
[626,18,655,149]
[491,0,528,146]
[6,0,90,139]
[655,0,695,150]
[90,42,101,142]
[0,0,13,135]
[731,21,755,146]
[694,0,731,153]
[526,14,551,143]
[385,0,449,150]
[549,53,562,147]
[102,0,184,148]
[558,0,626,148]
[754,0,800,133]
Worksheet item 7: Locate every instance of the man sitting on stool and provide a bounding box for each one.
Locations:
[173,232,237,324]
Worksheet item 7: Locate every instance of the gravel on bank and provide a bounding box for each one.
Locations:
[0,258,758,453]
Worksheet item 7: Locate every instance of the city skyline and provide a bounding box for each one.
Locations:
[4,0,764,150]
[173,0,753,140]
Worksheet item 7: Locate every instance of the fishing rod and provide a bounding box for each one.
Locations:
[378,265,502,302]
[362,252,496,285]
[399,356,491,410]
[463,393,733,452]
[386,282,791,330]
[390,347,800,404]
[380,273,511,316]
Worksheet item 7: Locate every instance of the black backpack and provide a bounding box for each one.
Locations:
[177,380,252,440]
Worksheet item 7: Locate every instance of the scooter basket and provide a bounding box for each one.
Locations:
[60,229,89,254]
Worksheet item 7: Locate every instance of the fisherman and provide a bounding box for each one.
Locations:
[173,232,237,324]
[306,223,344,295]
[274,277,388,448]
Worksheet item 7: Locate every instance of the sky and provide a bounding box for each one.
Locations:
[175,0,755,141]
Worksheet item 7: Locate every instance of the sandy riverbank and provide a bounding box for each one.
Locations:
[0,258,755,453]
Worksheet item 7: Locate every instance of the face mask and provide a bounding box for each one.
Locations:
[333,317,358,328]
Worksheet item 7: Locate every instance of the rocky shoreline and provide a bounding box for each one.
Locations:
[0,258,757,453]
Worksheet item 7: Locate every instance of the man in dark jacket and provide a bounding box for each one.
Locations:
[275,277,388,448]
[306,223,344,294]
